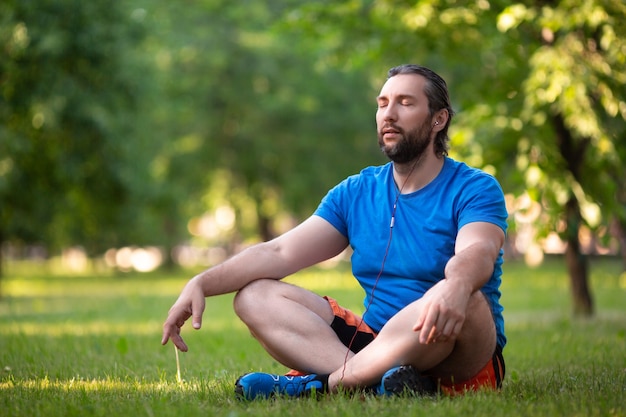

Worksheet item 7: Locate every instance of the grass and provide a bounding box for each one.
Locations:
[1,256,625,416]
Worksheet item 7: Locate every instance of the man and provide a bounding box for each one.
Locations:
[161,64,508,399]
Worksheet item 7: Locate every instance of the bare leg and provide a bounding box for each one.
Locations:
[425,292,497,384]
[233,279,353,374]
[328,291,496,390]
[235,279,495,392]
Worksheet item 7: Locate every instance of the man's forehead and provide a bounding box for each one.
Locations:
[378,73,426,98]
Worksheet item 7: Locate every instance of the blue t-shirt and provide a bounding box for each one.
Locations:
[314,157,508,348]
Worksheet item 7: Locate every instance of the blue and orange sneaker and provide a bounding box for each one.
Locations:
[376,365,437,396]
[235,372,326,400]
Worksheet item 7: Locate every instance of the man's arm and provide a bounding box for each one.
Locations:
[161,215,348,351]
[413,221,505,344]
[445,221,505,292]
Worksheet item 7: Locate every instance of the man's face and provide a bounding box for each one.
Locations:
[376,74,434,163]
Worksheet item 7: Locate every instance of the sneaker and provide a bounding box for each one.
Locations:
[376,366,437,396]
[235,372,325,400]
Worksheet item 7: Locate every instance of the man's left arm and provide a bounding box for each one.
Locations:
[413,221,505,344]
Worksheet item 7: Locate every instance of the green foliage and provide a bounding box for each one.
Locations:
[2,0,625,280]
[1,0,384,260]
[0,259,625,416]
[504,0,626,233]
[284,0,626,237]
[280,0,626,315]
[0,0,163,253]
[141,0,382,240]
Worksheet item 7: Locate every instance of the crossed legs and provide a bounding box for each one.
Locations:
[233,278,496,391]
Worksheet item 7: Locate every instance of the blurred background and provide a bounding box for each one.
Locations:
[1,0,625,316]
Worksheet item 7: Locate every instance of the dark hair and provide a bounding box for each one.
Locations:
[387,64,455,157]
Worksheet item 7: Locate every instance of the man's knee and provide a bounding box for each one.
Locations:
[455,291,496,348]
[233,278,276,321]
[430,291,496,381]
[466,291,496,332]
[234,279,334,328]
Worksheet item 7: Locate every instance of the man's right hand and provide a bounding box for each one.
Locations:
[161,278,206,352]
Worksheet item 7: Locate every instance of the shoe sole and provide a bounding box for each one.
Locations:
[234,376,247,399]
[382,366,437,396]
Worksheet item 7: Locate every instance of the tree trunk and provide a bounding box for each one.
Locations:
[0,230,3,298]
[610,217,626,270]
[161,216,177,270]
[258,213,274,243]
[564,197,594,316]
[552,113,594,316]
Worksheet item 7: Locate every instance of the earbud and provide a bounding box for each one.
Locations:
[434,121,439,126]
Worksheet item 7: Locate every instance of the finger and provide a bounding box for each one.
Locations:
[162,313,186,344]
[191,295,206,330]
[161,320,175,345]
[161,323,177,345]
[451,320,464,339]
[419,308,439,344]
[171,333,189,352]
[412,301,429,332]
[162,323,189,352]
[161,329,170,346]
[440,318,457,340]
[426,323,439,344]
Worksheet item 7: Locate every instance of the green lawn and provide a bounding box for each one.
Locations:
[1,257,625,416]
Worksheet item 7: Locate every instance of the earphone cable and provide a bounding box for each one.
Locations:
[339,160,418,381]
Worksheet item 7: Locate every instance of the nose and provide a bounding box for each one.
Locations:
[379,103,397,122]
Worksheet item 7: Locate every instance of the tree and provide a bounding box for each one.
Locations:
[0,0,160,279]
[494,0,626,315]
[0,0,387,283]
[141,0,381,244]
[281,0,626,315]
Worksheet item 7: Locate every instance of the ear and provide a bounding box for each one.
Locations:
[432,109,449,131]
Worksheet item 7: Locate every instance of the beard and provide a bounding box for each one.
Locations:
[378,122,433,164]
